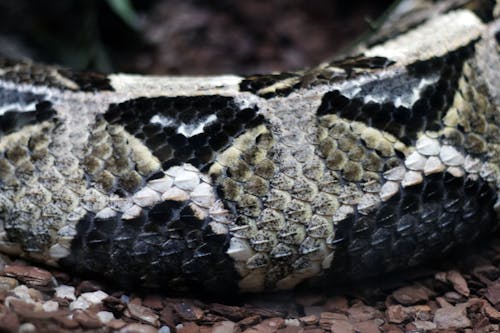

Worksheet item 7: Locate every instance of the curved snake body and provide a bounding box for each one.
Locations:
[0,0,500,293]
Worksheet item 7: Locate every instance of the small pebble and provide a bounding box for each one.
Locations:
[70,297,90,311]
[18,322,36,333]
[42,300,59,312]
[71,290,108,310]
[11,285,37,304]
[97,311,115,324]
[55,285,76,301]
[0,277,18,292]
[285,318,300,327]
[82,290,108,304]
[212,321,236,333]
[158,326,171,333]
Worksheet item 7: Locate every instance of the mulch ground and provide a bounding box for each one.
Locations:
[1,234,500,332]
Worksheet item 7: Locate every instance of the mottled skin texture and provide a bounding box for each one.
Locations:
[0,0,499,293]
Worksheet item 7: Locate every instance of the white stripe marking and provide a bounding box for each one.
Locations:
[150,114,217,137]
[0,102,37,116]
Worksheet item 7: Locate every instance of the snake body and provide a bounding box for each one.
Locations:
[0,0,499,293]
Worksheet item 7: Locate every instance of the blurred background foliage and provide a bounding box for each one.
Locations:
[0,0,392,75]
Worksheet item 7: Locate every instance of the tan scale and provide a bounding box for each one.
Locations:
[0,121,85,262]
[212,95,418,290]
[440,58,500,182]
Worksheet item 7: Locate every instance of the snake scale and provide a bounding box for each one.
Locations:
[0,0,499,294]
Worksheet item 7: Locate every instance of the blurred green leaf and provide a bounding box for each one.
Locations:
[106,0,139,29]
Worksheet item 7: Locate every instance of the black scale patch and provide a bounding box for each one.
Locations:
[61,95,266,292]
[60,200,240,293]
[239,72,301,98]
[104,95,264,171]
[329,55,396,73]
[57,68,113,92]
[0,58,112,92]
[317,40,477,142]
[325,172,498,281]
[240,56,395,98]
[462,0,498,23]
[0,87,56,137]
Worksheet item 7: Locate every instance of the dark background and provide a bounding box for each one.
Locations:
[0,0,393,75]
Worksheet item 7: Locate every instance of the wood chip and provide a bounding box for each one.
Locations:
[391,285,430,305]
[486,283,500,306]
[211,303,248,321]
[347,303,380,323]
[299,315,318,325]
[73,309,102,329]
[446,270,470,297]
[126,303,160,326]
[434,303,471,329]
[3,265,53,287]
[353,320,381,333]
[330,319,354,333]
[120,323,159,333]
[0,311,19,332]
[174,302,204,322]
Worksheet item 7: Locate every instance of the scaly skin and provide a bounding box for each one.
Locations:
[0,0,499,293]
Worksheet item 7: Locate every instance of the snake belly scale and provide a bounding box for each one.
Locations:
[0,0,499,293]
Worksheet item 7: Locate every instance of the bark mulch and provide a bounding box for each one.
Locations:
[0,234,499,332]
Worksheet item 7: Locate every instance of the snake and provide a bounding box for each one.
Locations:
[0,0,499,294]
